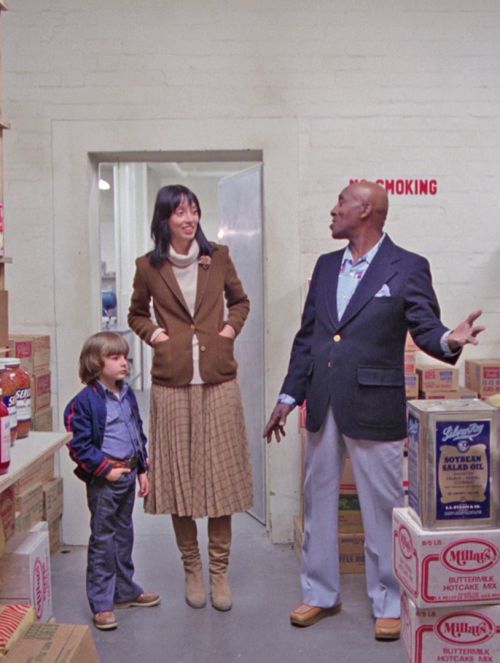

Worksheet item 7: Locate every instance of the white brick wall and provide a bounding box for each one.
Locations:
[3,0,500,541]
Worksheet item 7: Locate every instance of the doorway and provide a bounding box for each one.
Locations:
[96,156,266,524]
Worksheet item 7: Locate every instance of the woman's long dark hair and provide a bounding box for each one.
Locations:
[148,184,213,267]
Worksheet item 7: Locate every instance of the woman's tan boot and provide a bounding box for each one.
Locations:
[171,515,206,609]
[208,515,232,611]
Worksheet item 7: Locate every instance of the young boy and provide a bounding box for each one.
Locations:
[64,331,160,631]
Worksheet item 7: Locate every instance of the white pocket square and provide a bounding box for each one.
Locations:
[374,284,391,298]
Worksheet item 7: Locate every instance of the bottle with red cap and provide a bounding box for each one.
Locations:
[0,388,10,474]
[0,360,17,445]
[1,358,31,439]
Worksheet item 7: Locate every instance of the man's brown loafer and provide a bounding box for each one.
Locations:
[93,611,118,631]
[290,602,342,627]
[374,617,400,641]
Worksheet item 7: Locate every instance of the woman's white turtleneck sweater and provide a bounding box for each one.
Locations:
[168,240,203,384]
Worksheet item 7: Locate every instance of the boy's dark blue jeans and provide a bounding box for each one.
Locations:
[86,469,143,614]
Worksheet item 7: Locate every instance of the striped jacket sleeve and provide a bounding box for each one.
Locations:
[64,393,112,479]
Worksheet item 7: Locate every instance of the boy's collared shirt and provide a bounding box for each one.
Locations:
[98,381,140,460]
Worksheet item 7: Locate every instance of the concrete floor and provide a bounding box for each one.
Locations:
[50,509,406,663]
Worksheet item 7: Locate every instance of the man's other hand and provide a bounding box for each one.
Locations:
[263,403,292,443]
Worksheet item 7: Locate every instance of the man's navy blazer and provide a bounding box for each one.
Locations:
[281,235,459,441]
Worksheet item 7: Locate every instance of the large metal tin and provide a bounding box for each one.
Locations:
[407,399,499,530]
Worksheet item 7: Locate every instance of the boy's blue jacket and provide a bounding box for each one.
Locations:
[64,381,148,483]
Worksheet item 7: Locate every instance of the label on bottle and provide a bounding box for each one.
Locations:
[16,387,32,422]
[3,392,17,430]
[0,415,10,464]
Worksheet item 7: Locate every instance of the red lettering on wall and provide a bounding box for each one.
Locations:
[349,178,438,195]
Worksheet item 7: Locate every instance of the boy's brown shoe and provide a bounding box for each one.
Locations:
[93,611,118,630]
[115,592,161,609]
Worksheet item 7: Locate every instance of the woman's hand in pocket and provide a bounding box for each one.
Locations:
[218,325,235,339]
[152,331,170,344]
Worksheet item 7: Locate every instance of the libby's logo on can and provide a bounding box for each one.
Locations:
[441,540,499,573]
[436,612,496,644]
[398,525,415,560]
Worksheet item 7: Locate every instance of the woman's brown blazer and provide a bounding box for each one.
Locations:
[128,244,250,387]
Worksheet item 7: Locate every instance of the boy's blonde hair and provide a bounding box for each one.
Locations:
[79,331,129,384]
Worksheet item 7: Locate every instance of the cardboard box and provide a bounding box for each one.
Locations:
[0,488,15,540]
[0,529,52,622]
[459,386,478,399]
[2,623,99,663]
[0,520,4,557]
[15,483,43,533]
[401,592,500,663]
[30,520,61,555]
[0,604,35,656]
[465,359,500,397]
[416,365,459,391]
[0,290,7,348]
[42,478,62,523]
[338,494,363,533]
[339,532,365,574]
[31,371,51,414]
[339,456,357,495]
[405,372,418,399]
[405,333,418,352]
[298,401,307,430]
[15,455,53,495]
[8,335,50,375]
[419,389,460,400]
[405,350,416,374]
[393,507,500,607]
[32,406,53,432]
[47,516,61,553]
[294,516,365,573]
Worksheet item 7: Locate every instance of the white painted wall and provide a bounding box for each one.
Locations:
[3,1,500,543]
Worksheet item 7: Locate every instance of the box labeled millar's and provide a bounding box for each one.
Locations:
[401,592,500,663]
[393,507,500,608]
[407,399,499,529]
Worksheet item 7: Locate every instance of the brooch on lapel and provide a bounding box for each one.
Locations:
[198,255,212,271]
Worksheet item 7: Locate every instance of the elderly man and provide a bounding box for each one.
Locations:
[264,180,483,640]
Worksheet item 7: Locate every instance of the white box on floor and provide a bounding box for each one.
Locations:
[393,507,500,607]
[0,529,52,622]
[401,592,500,663]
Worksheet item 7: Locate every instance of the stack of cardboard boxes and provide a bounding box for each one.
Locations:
[404,334,418,399]
[8,334,52,432]
[0,455,63,554]
[465,359,500,400]
[0,6,98,660]
[0,0,8,361]
[393,398,500,662]
[0,454,63,621]
[337,456,365,574]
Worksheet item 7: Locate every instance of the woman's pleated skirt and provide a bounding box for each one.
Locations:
[144,379,254,518]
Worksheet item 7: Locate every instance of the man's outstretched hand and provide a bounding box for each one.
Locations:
[263,403,292,443]
[447,309,485,352]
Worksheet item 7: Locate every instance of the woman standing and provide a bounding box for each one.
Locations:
[128,184,253,612]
